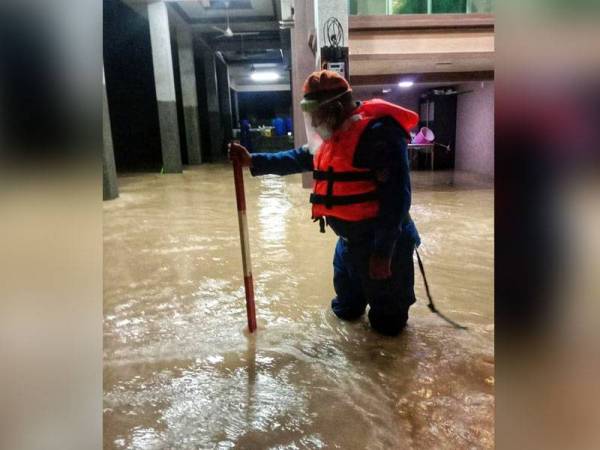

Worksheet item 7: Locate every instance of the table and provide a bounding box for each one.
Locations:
[408,143,435,171]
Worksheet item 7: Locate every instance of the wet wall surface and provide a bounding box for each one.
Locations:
[104,166,494,449]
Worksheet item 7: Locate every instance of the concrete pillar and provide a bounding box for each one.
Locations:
[231,89,240,128]
[314,0,349,65]
[103,70,119,201]
[290,0,317,149]
[216,57,233,148]
[176,26,202,165]
[293,0,349,186]
[291,0,349,147]
[148,1,182,173]
[202,48,223,161]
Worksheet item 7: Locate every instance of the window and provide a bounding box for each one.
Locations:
[391,0,428,14]
[349,0,494,15]
[469,0,494,13]
[432,0,467,13]
[349,0,387,15]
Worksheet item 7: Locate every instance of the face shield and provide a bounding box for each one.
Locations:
[302,111,323,155]
[300,89,350,154]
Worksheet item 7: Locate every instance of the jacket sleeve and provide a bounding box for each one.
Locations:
[249,147,314,176]
[353,117,412,259]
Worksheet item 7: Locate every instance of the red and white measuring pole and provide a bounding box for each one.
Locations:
[232,159,257,333]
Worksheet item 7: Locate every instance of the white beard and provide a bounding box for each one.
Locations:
[316,125,333,140]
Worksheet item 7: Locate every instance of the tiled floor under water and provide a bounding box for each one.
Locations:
[104,166,494,450]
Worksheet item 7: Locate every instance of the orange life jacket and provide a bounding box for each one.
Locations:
[311,99,419,223]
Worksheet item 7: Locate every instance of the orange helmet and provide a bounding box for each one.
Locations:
[300,70,352,112]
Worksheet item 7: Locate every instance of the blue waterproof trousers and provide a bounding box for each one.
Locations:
[331,232,416,336]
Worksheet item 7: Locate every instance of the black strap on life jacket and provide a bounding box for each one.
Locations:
[312,169,375,182]
[312,166,377,209]
[310,191,379,209]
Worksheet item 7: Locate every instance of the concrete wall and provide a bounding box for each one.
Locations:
[104,0,163,171]
[349,28,495,76]
[352,84,422,108]
[455,81,494,178]
[382,90,421,113]
[351,87,421,116]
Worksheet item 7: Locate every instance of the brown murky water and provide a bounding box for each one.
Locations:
[104,166,494,450]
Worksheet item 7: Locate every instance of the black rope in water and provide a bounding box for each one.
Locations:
[415,249,468,330]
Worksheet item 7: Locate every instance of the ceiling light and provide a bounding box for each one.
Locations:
[250,71,280,82]
[398,80,414,88]
[382,88,392,94]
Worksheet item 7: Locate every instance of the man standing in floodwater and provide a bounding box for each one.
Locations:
[229,70,420,336]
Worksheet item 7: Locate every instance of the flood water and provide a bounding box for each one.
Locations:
[104,165,494,450]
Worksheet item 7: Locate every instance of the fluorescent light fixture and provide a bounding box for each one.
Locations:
[382,88,392,94]
[398,80,414,88]
[250,71,280,82]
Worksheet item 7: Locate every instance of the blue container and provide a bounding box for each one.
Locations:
[240,119,253,152]
[272,117,285,136]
